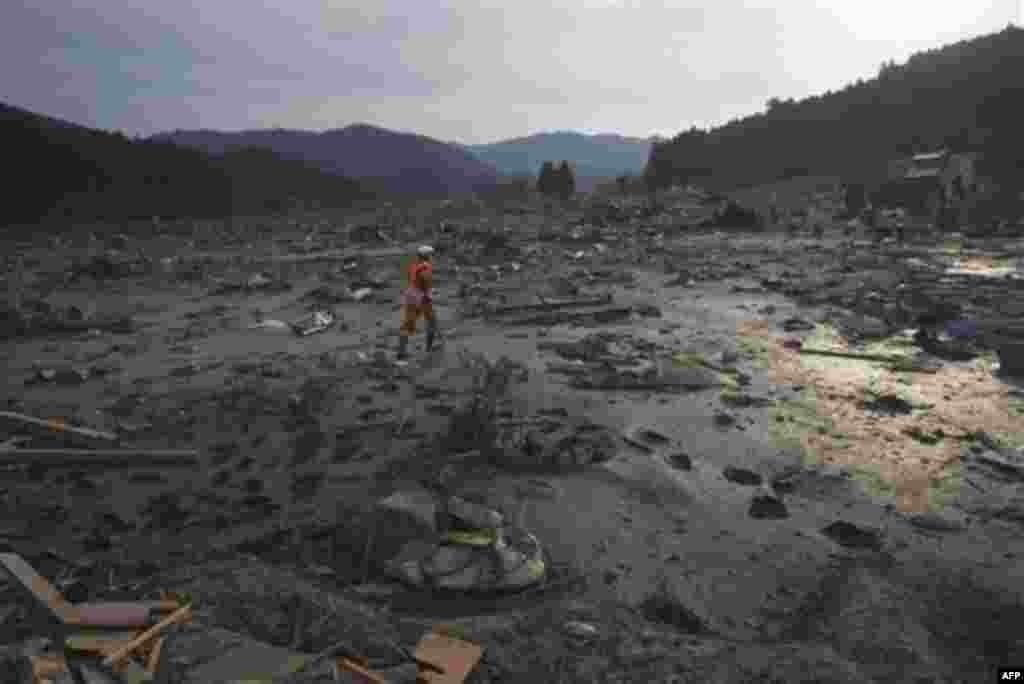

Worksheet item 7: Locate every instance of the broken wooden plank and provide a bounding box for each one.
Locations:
[333,657,388,684]
[101,604,192,670]
[0,448,200,468]
[0,411,119,443]
[146,636,165,678]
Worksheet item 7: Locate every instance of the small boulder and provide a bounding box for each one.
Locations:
[822,521,883,550]
[564,621,599,641]
[723,466,763,486]
[371,489,439,568]
[908,511,965,533]
[666,452,693,471]
[423,545,477,578]
[750,494,789,519]
[376,489,438,534]
[433,556,493,591]
[446,496,504,530]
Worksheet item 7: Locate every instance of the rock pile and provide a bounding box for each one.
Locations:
[376,491,547,593]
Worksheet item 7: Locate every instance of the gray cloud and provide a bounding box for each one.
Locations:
[1,1,1014,142]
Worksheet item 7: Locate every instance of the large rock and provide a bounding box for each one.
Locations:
[495,533,545,590]
[370,489,439,569]
[386,530,546,593]
[516,423,617,470]
[423,545,478,578]
[433,556,495,591]
[723,466,763,486]
[821,521,883,550]
[446,496,504,529]
[375,489,438,533]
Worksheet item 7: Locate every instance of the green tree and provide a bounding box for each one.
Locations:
[537,161,555,196]
[557,160,575,200]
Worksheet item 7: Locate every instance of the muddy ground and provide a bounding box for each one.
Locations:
[1,205,1024,683]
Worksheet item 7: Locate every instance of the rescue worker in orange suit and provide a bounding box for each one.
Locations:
[397,245,437,359]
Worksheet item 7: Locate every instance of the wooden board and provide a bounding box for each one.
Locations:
[413,632,482,684]
[0,552,76,622]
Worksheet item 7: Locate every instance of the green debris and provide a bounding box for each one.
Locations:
[846,464,896,499]
[767,392,838,462]
[444,528,499,546]
[670,352,738,388]
[903,426,945,445]
[927,462,963,508]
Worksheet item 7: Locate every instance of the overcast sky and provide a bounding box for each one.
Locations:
[2,1,1017,144]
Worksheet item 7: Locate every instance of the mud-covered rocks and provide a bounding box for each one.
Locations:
[822,521,883,550]
[908,511,966,532]
[446,496,504,529]
[665,452,693,471]
[367,489,439,570]
[563,620,600,642]
[510,422,617,471]
[749,493,790,519]
[723,466,763,486]
[382,493,546,593]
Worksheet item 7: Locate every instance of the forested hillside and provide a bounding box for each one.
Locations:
[1,102,372,227]
[645,26,1024,194]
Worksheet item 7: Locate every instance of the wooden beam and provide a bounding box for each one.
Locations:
[0,448,199,467]
[0,411,118,442]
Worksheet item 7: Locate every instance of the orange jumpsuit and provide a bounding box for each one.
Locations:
[400,259,435,336]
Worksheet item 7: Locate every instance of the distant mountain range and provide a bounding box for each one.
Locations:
[2,97,664,228]
[153,124,500,196]
[462,131,657,189]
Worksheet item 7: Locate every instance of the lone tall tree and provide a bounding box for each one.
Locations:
[537,161,555,196]
[556,160,575,200]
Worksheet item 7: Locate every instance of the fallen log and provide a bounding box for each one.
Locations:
[545,358,645,374]
[0,448,199,467]
[497,307,633,327]
[36,317,135,334]
[0,411,118,442]
[338,420,399,435]
[545,362,594,376]
[485,293,612,316]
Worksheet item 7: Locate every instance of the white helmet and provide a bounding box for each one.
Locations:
[417,245,435,256]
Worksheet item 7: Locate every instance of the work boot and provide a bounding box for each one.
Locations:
[397,335,409,360]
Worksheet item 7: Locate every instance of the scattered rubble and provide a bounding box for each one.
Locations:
[1,194,1021,682]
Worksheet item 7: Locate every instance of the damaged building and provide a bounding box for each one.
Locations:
[874,149,977,229]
